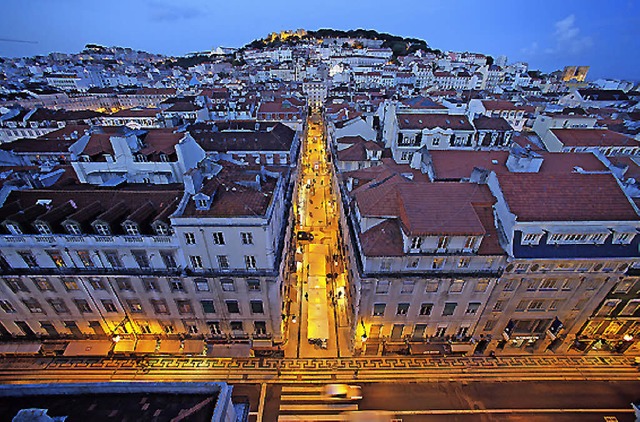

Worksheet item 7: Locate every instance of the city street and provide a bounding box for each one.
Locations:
[285,112,350,360]
[0,355,639,421]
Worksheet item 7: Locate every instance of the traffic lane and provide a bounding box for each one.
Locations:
[359,381,640,413]
[397,412,635,422]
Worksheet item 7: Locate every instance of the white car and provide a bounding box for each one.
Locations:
[323,384,363,401]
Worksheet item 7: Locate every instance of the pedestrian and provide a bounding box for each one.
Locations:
[305,292,308,301]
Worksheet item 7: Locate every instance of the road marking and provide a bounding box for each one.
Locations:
[257,383,267,422]
[281,385,325,393]
[392,408,634,415]
[279,403,359,412]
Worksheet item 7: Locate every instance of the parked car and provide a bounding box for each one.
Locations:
[297,231,314,241]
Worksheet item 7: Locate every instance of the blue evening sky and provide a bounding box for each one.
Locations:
[0,0,638,81]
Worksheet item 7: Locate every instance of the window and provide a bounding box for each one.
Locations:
[48,298,69,314]
[0,300,16,313]
[493,300,505,312]
[194,278,210,292]
[375,280,390,294]
[77,250,94,268]
[373,303,386,316]
[620,300,640,316]
[208,321,222,336]
[47,250,66,268]
[142,278,160,292]
[74,299,93,313]
[244,255,257,269]
[250,300,264,314]
[89,277,105,290]
[475,279,489,292]
[549,300,560,311]
[33,278,55,292]
[241,232,254,245]
[94,223,110,235]
[247,279,261,292]
[102,299,118,312]
[217,255,229,269]
[123,222,139,236]
[525,279,538,291]
[410,237,422,250]
[483,320,495,331]
[434,326,447,337]
[539,279,557,290]
[22,298,44,313]
[515,300,528,311]
[18,251,39,268]
[425,280,439,293]
[226,300,240,314]
[419,303,433,316]
[561,279,574,291]
[401,280,415,294]
[431,258,445,269]
[6,223,22,235]
[104,251,123,268]
[190,255,204,269]
[437,236,449,249]
[449,280,465,293]
[220,278,236,292]
[62,277,79,291]
[255,321,267,335]
[131,250,150,269]
[169,279,185,292]
[159,251,177,269]
[528,300,545,311]
[442,302,457,316]
[176,300,194,315]
[614,279,635,294]
[464,236,476,250]
[116,278,134,292]
[196,198,208,208]
[4,278,29,293]
[380,259,392,271]
[34,222,52,235]
[126,299,143,313]
[150,299,169,314]
[458,257,470,268]
[163,324,175,334]
[396,303,410,316]
[465,302,480,314]
[184,232,196,245]
[230,321,244,333]
[201,300,216,314]
[212,232,225,245]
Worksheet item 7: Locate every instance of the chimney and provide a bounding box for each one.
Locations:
[506,145,543,173]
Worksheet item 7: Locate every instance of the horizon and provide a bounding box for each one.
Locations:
[0,0,638,81]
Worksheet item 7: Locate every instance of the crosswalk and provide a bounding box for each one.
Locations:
[277,385,359,421]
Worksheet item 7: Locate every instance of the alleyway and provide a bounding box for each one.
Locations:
[284,112,351,359]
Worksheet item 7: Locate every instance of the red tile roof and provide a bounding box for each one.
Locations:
[397,113,474,131]
[481,100,523,111]
[550,129,639,147]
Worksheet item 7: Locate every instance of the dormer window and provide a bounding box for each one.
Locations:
[135,154,147,162]
[65,223,82,235]
[437,236,449,250]
[5,223,22,235]
[34,222,52,235]
[154,223,171,236]
[94,223,111,236]
[196,199,208,208]
[123,222,140,236]
[193,193,211,211]
[521,232,542,245]
[159,153,169,162]
[80,155,91,162]
[612,230,636,245]
[410,237,422,250]
[464,236,477,250]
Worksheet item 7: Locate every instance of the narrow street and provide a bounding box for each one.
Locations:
[285,111,350,359]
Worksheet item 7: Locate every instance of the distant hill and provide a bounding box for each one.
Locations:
[244,28,441,58]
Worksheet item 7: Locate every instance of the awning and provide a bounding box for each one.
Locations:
[451,343,474,353]
[183,340,205,355]
[158,339,181,354]
[0,342,41,354]
[112,339,136,354]
[206,343,252,358]
[63,340,112,356]
[134,339,158,354]
[409,343,449,355]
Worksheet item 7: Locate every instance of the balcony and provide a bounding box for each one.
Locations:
[0,234,179,248]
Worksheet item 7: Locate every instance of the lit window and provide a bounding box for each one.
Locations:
[373,303,386,316]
